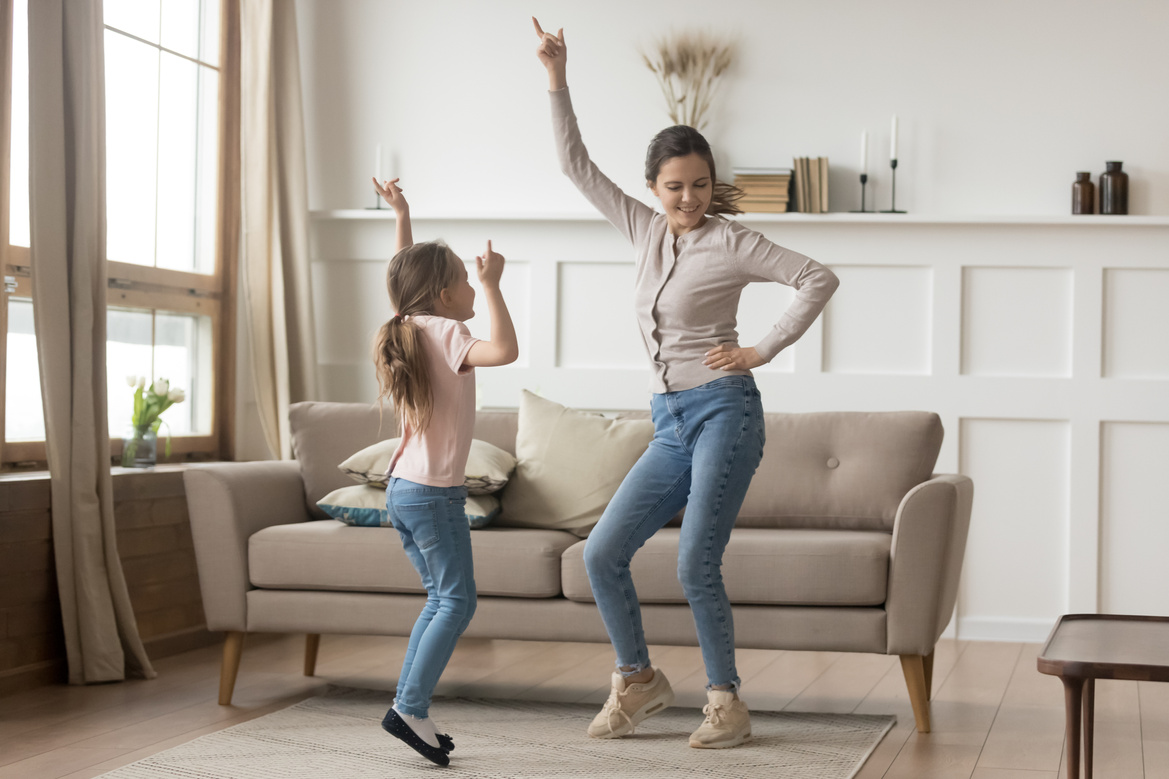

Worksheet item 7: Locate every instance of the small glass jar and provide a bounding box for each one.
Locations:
[1072,172,1094,215]
[1099,161,1129,215]
[122,425,158,468]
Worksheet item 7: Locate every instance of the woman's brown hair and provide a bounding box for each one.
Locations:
[644,124,744,215]
[374,241,464,432]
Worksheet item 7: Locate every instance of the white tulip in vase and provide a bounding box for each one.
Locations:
[121,375,186,467]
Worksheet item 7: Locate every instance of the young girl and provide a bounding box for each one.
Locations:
[532,21,839,749]
[371,176,519,766]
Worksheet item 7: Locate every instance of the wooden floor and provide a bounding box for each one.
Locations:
[2,634,1168,778]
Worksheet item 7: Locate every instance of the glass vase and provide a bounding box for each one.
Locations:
[122,425,158,468]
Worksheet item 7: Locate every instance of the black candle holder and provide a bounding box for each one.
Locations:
[851,173,871,213]
[881,159,906,213]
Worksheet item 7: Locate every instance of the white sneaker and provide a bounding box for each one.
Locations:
[587,667,675,738]
[689,689,751,748]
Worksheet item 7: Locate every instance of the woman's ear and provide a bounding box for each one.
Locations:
[647,180,658,197]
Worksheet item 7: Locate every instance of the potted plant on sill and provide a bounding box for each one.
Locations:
[122,376,185,468]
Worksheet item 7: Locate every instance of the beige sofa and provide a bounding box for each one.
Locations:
[185,400,972,732]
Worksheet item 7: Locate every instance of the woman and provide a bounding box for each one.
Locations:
[533,19,839,749]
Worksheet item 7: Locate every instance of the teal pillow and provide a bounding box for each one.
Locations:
[317,485,501,529]
[465,495,501,529]
[317,485,390,527]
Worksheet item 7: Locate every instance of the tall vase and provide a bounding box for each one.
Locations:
[122,425,158,468]
[1099,161,1129,215]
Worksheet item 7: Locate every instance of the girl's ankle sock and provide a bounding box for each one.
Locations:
[393,699,445,742]
[392,704,440,748]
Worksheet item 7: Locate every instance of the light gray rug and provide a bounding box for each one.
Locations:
[96,686,896,778]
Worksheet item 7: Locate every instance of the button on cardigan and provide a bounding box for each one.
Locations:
[551,87,839,394]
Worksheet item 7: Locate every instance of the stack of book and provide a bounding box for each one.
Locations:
[791,157,829,213]
[732,167,793,213]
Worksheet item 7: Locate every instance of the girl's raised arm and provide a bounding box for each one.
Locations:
[533,17,566,91]
[464,241,519,368]
[373,177,413,253]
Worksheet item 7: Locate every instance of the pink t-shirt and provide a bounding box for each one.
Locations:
[386,315,480,488]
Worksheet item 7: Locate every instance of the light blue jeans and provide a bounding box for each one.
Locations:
[387,477,477,718]
[584,375,766,691]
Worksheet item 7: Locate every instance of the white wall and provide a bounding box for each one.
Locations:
[296,0,1169,216]
[290,0,1169,642]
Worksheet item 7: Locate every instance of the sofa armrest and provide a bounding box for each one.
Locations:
[184,461,309,632]
[885,473,974,655]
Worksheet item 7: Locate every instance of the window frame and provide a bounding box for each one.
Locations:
[0,0,239,469]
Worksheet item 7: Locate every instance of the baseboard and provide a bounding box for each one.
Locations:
[0,629,220,699]
[956,616,1057,643]
[0,658,67,698]
[143,626,223,659]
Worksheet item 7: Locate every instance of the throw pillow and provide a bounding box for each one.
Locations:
[339,438,516,495]
[318,485,501,529]
[498,390,655,537]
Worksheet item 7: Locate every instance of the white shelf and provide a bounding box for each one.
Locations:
[739,213,1169,226]
[313,209,602,222]
[312,209,1169,227]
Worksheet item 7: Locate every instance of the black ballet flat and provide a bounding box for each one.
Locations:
[381,709,451,766]
[438,733,454,752]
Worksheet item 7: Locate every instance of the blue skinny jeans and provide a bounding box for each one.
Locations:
[584,375,766,691]
[386,477,477,718]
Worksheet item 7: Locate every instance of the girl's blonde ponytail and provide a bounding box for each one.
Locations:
[375,316,434,432]
[373,242,464,432]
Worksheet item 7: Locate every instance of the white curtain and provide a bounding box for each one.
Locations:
[27,0,154,684]
[240,0,318,460]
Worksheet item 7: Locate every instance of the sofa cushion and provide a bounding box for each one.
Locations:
[290,401,519,519]
[560,528,891,606]
[317,484,501,529]
[339,437,516,494]
[737,411,943,532]
[249,521,576,598]
[498,391,654,538]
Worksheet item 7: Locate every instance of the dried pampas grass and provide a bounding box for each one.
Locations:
[642,31,735,131]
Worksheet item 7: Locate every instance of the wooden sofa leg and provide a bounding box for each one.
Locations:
[305,634,321,677]
[219,631,245,705]
[900,654,933,733]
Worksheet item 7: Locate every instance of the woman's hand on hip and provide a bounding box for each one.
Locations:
[532,17,566,89]
[704,344,764,371]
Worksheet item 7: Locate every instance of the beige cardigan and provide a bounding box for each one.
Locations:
[551,88,840,393]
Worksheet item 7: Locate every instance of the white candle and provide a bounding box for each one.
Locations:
[860,130,868,174]
[374,144,383,178]
[890,115,898,160]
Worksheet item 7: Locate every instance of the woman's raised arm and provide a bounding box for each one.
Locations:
[533,17,566,91]
[533,18,654,246]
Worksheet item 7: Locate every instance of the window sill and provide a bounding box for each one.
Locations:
[0,462,223,483]
[0,462,236,509]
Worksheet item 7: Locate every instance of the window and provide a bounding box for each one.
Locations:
[1,0,238,467]
[104,0,220,274]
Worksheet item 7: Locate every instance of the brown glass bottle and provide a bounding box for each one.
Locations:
[1072,172,1094,214]
[1099,161,1128,215]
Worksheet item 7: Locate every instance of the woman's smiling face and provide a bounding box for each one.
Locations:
[649,153,712,236]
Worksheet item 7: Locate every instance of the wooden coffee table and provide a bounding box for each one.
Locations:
[1037,614,1169,779]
